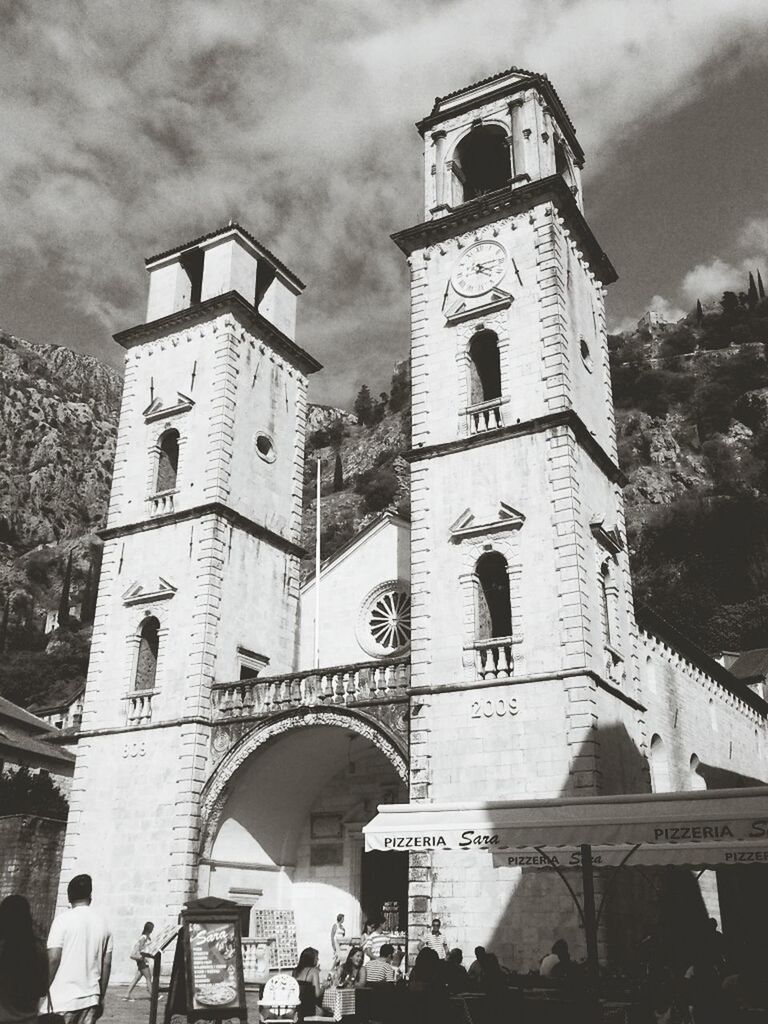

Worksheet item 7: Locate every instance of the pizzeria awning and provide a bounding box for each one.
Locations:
[363,785,768,852]
[491,840,768,870]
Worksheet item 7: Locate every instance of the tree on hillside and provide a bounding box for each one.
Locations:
[58,551,73,631]
[721,291,739,316]
[696,299,703,323]
[758,270,766,300]
[333,453,344,492]
[353,385,373,426]
[0,598,8,655]
[389,361,410,413]
[748,272,759,309]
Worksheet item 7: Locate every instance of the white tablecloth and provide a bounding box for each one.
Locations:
[321,986,356,1021]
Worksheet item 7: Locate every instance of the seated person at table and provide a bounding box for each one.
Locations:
[362,943,397,984]
[539,938,573,979]
[467,946,486,990]
[293,947,326,1019]
[337,946,365,988]
[442,948,469,995]
[405,947,454,1024]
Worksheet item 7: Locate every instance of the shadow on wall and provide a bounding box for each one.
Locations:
[480,720,763,973]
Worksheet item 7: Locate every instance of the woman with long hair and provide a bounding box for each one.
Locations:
[125,921,154,1001]
[406,947,450,1024]
[292,947,323,1020]
[0,895,48,1023]
[336,946,365,989]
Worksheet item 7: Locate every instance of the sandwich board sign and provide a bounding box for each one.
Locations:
[164,897,247,1024]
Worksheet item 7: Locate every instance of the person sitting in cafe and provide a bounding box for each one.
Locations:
[406,948,452,1023]
[337,946,366,989]
[442,948,469,995]
[467,946,487,989]
[292,947,326,1020]
[539,938,574,979]
[361,943,398,984]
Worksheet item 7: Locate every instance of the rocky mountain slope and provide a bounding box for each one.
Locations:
[4,281,768,710]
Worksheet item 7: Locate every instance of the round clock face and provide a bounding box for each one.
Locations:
[451,241,507,297]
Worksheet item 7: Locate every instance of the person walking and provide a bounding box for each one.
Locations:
[47,875,112,1024]
[330,914,345,966]
[0,895,48,1024]
[125,922,154,1001]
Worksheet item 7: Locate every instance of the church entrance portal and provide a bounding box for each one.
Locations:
[361,850,408,930]
[202,721,408,968]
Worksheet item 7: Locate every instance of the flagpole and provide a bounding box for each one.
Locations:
[314,454,321,669]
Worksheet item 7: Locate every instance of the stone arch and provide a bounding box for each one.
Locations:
[449,122,511,204]
[199,707,408,859]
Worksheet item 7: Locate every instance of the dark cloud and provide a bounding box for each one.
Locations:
[1,0,767,404]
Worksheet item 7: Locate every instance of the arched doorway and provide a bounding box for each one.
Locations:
[200,714,408,969]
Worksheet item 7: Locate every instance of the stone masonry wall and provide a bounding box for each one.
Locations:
[0,815,65,932]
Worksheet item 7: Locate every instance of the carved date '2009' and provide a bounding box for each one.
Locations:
[471,697,519,719]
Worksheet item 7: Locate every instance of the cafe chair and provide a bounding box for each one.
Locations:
[258,974,300,1022]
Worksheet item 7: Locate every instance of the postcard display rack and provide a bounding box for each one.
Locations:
[250,909,298,970]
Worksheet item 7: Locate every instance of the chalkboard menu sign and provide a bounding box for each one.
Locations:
[164,898,247,1024]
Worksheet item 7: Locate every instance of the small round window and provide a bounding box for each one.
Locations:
[255,433,276,463]
[580,337,593,372]
[357,580,411,657]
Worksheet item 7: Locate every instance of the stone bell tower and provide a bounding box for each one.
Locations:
[397,68,646,964]
[58,224,320,975]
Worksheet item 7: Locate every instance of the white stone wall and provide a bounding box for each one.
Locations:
[299,516,410,669]
[640,632,768,790]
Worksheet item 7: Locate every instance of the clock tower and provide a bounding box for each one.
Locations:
[396,68,647,963]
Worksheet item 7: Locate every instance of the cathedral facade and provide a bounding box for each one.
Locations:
[59,67,768,978]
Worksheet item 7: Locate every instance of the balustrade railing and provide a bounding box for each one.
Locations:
[150,490,176,516]
[212,659,410,718]
[467,397,504,434]
[473,637,514,680]
[126,691,155,725]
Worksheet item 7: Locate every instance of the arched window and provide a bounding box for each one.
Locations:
[469,330,502,404]
[156,429,180,492]
[599,560,612,647]
[134,616,160,691]
[690,754,707,791]
[454,126,511,203]
[649,734,671,793]
[476,551,512,640]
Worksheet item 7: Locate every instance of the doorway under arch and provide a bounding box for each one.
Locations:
[200,718,408,969]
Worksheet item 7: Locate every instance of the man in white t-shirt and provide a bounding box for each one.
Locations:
[48,874,113,1024]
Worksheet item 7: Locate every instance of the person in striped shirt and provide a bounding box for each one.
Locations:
[361,944,397,984]
[418,919,449,960]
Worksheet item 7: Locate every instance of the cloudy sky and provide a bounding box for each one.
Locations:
[1,0,768,405]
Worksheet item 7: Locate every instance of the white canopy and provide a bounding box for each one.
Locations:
[363,786,768,857]
[491,840,768,870]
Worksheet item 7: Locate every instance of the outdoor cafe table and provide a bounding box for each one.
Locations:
[321,985,356,1021]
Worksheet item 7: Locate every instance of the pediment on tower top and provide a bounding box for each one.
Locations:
[143,392,195,423]
[443,287,512,325]
[122,577,178,606]
[449,501,525,541]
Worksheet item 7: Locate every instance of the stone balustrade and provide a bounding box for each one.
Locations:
[126,691,155,725]
[150,490,176,516]
[212,659,410,718]
[467,397,504,434]
[473,637,514,680]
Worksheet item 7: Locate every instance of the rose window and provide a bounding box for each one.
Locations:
[358,581,411,657]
